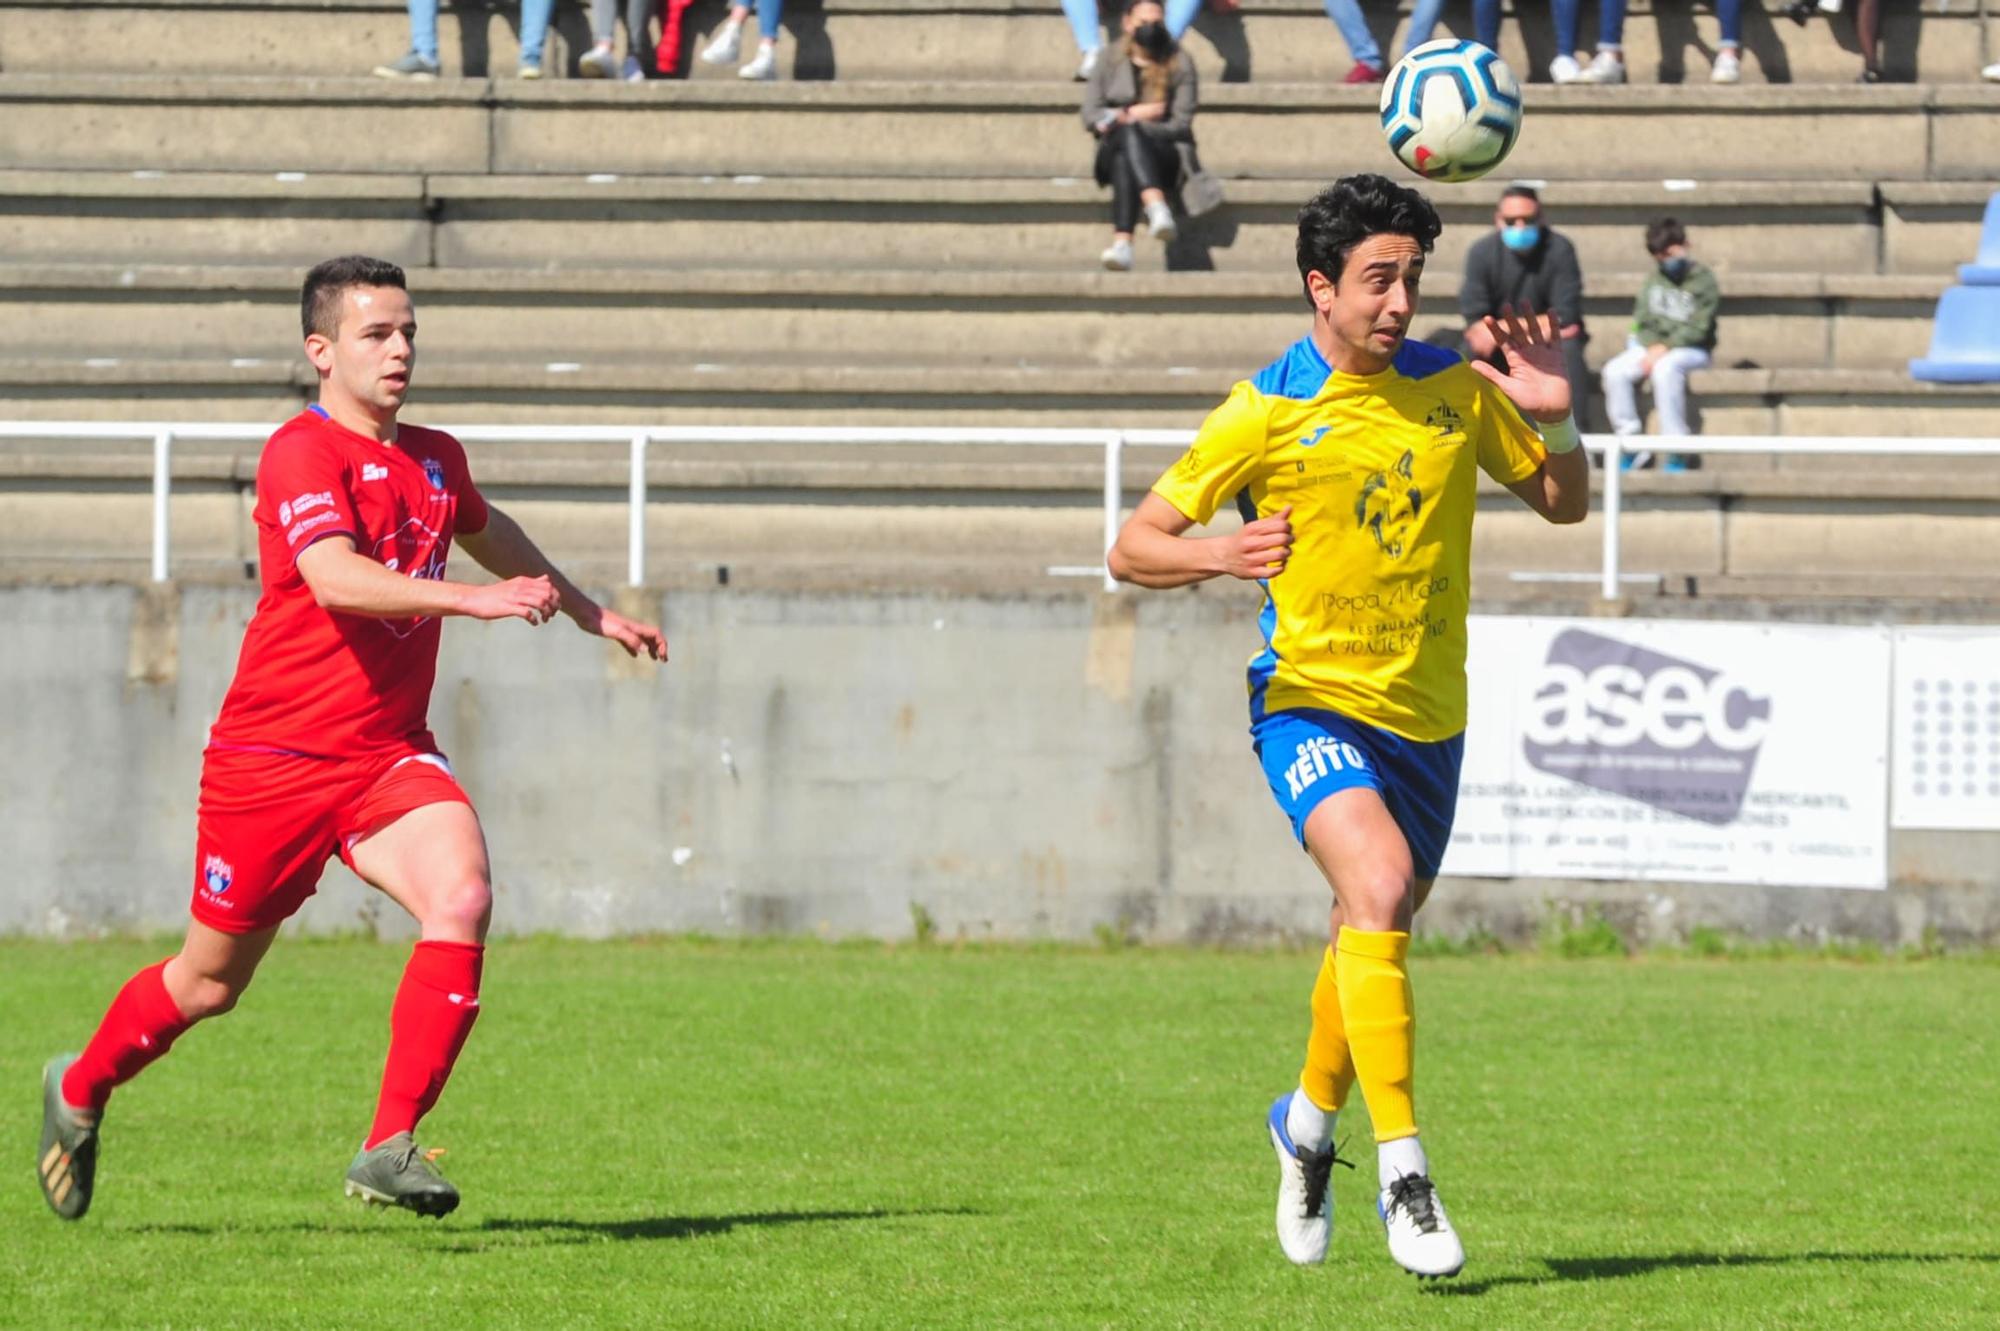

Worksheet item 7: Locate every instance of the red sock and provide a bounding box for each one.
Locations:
[61,960,194,1113]
[366,941,484,1151]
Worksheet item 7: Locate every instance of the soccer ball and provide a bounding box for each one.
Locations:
[1378,40,1523,184]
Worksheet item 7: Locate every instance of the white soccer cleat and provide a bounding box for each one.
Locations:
[1267,1094,1345,1266]
[1377,1171,1465,1279]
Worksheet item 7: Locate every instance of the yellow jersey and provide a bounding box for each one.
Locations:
[1154,335,1546,741]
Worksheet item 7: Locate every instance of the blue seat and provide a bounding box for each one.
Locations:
[1958,192,2000,285]
[1910,285,2000,383]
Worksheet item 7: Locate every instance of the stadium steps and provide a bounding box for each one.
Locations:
[0,0,1993,85]
[11,170,1984,279]
[7,444,2000,595]
[0,261,1952,373]
[1,75,1996,181]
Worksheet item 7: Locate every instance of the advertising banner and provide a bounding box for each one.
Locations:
[1444,617,1891,889]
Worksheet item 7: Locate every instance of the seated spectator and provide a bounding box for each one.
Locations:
[1556,0,1627,83]
[374,0,552,79]
[1601,217,1720,472]
[1082,0,1198,272]
[700,0,784,81]
[1458,185,1591,429]
[579,0,656,80]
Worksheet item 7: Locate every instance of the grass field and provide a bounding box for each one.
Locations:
[3,938,1997,1330]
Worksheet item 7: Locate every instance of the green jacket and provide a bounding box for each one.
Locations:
[1631,261,1720,351]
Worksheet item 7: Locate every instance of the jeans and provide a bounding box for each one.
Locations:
[407,0,553,64]
[1324,0,1448,67]
[750,0,783,41]
[1404,0,1501,52]
[1717,0,1742,46]
[1554,0,1626,54]
[592,0,653,47]
[1602,338,1710,437]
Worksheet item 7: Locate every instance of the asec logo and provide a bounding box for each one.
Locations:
[1522,629,1771,825]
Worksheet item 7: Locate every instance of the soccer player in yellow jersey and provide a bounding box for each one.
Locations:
[1109,174,1589,1278]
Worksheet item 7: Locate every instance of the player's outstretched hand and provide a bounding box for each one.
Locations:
[463,575,562,626]
[578,605,670,662]
[1469,302,1573,423]
[1221,506,1292,580]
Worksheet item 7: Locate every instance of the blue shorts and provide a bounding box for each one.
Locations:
[1251,708,1465,880]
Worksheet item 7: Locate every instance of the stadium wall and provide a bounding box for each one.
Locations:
[5,582,1995,946]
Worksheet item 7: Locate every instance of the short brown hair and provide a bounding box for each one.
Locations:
[1645,217,1687,256]
[301,255,407,339]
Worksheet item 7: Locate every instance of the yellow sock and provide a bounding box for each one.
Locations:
[1298,945,1356,1113]
[1335,926,1417,1143]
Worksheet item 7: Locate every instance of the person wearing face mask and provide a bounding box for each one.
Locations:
[1600,217,1720,471]
[1458,185,1589,429]
[1082,0,1201,271]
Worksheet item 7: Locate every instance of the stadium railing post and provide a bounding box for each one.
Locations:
[1599,433,1622,602]
[152,428,174,583]
[1102,430,1124,593]
[628,431,649,588]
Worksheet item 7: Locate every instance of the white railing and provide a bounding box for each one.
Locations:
[4,423,1998,599]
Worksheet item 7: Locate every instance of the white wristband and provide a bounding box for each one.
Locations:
[1538,415,1580,454]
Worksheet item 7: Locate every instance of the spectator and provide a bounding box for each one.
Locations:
[374,0,553,79]
[579,0,655,80]
[1707,0,1744,82]
[699,0,784,81]
[1601,217,1720,472]
[1458,184,1591,430]
[1082,0,1199,271]
[1784,0,1882,82]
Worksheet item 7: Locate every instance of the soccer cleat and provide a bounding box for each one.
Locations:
[1267,1094,1350,1266]
[372,51,440,79]
[738,45,777,80]
[344,1133,460,1217]
[700,22,743,65]
[1377,1171,1465,1279]
[1710,49,1741,84]
[578,43,617,78]
[38,1055,100,1221]
[1145,200,1178,244]
[1100,238,1134,272]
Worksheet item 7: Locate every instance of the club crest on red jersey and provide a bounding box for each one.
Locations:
[202,854,234,896]
[422,457,446,491]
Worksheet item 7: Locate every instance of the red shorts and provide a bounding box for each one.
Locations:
[192,742,474,934]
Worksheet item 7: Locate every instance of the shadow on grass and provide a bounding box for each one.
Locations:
[128,1206,976,1246]
[1429,1249,2000,1296]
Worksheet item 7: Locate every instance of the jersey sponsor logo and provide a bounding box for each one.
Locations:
[361,462,390,483]
[1282,735,1367,800]
[277,490,335,525]
[373,517,448,639]
[422,457,447,491]
[202,853,234,896]
[1353,450,1424,559]
[286,510,342,545]
[1523,628,1771,826]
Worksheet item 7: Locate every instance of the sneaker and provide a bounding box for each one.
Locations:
[1145,199,1177,243]
[1548,53,1582,83]
[344,1132,460,1217]
[1711,48,1740,83]
[1343,61,1386,85]
[518,59,544,80]
[1859,64,1882,83]
[1619,448,1655,471]
[1661,455,1692,473]
[372,51,440,79]
[699,21,743,65]
[1266,1094,1350,1266]
[1984,62,2000,82]
[38,1055,99,1221]
[1378,1171,1465,1279]
[1575,50,1625,84]
[739,44,777,80]
[1100,238,1135,271]
[622,54,645,82]
[1075,48,1100,82]
[578,43,616,78]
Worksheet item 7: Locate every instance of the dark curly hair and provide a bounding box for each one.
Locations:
[1644,217,1687,256]
[1295,174,1443,301]
[301,255,408,340]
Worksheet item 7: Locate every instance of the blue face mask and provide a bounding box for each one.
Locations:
[1660,256,1693,281]
[1500,223,1541,253]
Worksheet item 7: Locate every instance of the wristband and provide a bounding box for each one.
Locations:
[1538,415,1580,454]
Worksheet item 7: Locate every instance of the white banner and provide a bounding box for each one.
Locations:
[1444,617,1891,889]
[1890,627,2000,831]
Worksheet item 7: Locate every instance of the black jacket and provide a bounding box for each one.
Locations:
[1459,228,1586,333]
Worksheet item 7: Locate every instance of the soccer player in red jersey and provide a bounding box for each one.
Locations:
[37,256,667,1221]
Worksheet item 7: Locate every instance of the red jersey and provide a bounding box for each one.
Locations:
[209,406,490,758]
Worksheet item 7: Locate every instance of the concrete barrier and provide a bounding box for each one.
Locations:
[4,582,1996,945]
